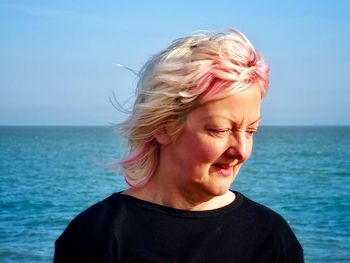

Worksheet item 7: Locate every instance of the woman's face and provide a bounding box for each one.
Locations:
[159,84,261,198]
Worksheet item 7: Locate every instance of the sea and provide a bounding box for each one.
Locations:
[0,126,349,262]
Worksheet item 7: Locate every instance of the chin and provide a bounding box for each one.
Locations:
[205,183,232,197]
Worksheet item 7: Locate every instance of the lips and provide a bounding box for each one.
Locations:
[213,163,232,177]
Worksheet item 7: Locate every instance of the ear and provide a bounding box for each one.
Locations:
[154,129,171,145]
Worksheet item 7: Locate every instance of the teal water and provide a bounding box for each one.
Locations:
[0,126,349,262]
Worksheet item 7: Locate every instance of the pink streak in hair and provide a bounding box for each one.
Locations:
[255,61,270,88]
[193,64,235,101]
[247,50,270,88]
[124,173,151,188]
[248,49,259,67]
[195,70,214,94]
[119,142,151,167]
[195,65,230,95]
[193,54,269,101]
[120,142,154,188]
[200,78,229,102]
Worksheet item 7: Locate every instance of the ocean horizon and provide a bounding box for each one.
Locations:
[1,126,349,262]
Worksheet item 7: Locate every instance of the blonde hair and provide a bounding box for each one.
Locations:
[118,29,269,187]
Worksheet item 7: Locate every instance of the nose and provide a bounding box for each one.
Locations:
[224,132,249,161]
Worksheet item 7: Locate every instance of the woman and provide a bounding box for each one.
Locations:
[54,29,304,262]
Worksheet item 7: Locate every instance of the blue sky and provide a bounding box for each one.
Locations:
[1,0,349,125]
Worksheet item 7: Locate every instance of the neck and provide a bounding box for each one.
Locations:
[123,173,235,211]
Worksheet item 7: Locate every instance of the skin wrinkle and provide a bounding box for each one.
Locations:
[203,116,261,131]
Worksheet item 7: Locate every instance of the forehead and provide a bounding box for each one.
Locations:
[188,86,262,125]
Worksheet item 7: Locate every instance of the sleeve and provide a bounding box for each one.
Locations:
[54,235,96,263]
[53,201,119,263]
[274,218,304,263]
[253,216,304,263]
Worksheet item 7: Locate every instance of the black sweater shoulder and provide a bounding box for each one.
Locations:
[54,193,122,263]
[54,192,304,263]
[240,196,304,262]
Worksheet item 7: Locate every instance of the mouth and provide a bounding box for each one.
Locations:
[213,163,232,177]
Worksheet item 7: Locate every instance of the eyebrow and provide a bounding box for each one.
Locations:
[237,116,261,128]
[204,116,261,126]
[249,116,261,126]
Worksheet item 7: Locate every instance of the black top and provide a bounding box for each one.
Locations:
[54,191,304,262]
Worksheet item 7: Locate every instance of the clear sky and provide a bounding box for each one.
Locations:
[1,0,349,125]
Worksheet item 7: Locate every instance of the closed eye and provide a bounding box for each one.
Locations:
[208,128,231,137]
[245,129,257,138]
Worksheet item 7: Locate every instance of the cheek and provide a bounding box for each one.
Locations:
[192,140,225,162]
